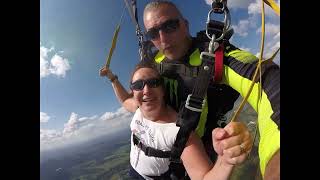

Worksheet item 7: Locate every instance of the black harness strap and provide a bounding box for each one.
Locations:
[156,62,199,78]
[169,53,216,177]
[133,134,171,158]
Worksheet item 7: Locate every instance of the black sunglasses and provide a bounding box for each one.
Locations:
[130,78,162,91]
[145,19,180,40]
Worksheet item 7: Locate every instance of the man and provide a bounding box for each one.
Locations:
[100,1,280,179]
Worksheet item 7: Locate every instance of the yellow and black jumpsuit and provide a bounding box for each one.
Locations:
[153,39,280,177]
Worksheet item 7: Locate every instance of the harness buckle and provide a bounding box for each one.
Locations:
[185,94,205,112]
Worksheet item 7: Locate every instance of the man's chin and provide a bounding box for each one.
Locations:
[163,49,176,59]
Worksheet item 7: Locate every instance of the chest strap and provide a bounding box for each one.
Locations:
[156,62,199,78]
[133,134,171,158]
[155,47,224,82]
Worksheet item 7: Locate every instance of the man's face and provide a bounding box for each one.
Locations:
[143,5,190,60]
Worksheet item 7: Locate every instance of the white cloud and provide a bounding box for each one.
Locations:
[233,20,250,37]
[240,47,251,52]
[40,46,52,78]
[248,0,280,17]
[273,31,280,40]
[255,40,279,62]
[255,24,280,63]
[49,54,70,78]
[40,107,133,152]
[256,23,279,36]
[40,129,62,142]
[40,112,50,123]
[40,44,71,79]
[204,0,252,9]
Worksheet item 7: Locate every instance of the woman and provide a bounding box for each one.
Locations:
[127,61,252,180]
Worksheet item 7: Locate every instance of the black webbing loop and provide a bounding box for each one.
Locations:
[133,134,171,158]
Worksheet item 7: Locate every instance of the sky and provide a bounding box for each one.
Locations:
[40,0,280,152]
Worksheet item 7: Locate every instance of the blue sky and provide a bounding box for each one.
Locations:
[40,0,280,152]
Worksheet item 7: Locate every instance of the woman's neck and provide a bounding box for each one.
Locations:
[141,105,176,123]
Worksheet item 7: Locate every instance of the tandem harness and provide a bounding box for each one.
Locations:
[131,1,232,179]
[169,2,232,178]
[132,42,225,179]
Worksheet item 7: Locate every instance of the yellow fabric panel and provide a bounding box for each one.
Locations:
[222,65,259,111]
[189,49,202,66]
[225,50,258,64]
[222,65,280,176]
[155,51,165,63]
[257,92,280,177]
[195,96,208,137]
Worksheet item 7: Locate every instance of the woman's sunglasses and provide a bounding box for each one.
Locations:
[130,78,162,91]
[145,19,180,40]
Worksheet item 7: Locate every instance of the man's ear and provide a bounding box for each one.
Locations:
[183,18,189,31]
[184,19,189,27]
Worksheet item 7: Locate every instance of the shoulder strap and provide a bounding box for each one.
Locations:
[170,50,215,163]
[169,41,227,179]
[157,62,200,78]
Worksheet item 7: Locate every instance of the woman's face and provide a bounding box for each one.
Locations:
[131,68,164,113]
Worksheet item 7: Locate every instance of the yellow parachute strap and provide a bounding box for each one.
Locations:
[263,0,280,16]
[105,6,126,67]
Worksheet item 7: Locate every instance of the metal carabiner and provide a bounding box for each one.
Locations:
[205,1,231,42]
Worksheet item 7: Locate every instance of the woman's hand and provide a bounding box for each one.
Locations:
[212,121,253,165]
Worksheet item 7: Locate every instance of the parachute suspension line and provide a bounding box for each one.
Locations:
[124,0,145,61]
[229,0,279,158]
[230,0,265,122]
[119,5,126,27]
[104,5,126,67]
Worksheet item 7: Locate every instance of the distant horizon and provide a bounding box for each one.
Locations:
[41,126,130,163]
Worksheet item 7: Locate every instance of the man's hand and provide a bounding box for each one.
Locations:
[212,121,253,165]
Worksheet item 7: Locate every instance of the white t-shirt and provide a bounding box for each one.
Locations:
[130,108,180,179]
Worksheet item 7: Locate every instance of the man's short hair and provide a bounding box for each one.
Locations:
[143,0,183,20]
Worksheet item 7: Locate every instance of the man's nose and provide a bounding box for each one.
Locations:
[159,30,169,43]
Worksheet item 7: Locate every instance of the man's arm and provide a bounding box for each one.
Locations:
[100,66,138,112]
[264,149,280,180]
[222,46,280,178]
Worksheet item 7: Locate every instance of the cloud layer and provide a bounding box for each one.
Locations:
[40,107,133,152]
[40,112,50,123]
[205,0,253,9]
[40,44,71,79]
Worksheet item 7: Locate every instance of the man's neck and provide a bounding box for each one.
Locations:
[168,36,193,62]
[179,36,192,59]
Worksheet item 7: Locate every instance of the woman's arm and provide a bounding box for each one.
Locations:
[181,121,252,180]
[100,66,138,112]
[181,132,233,180]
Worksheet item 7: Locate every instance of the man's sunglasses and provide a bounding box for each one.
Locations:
[145,19,180,40]
[130,78,162,91]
